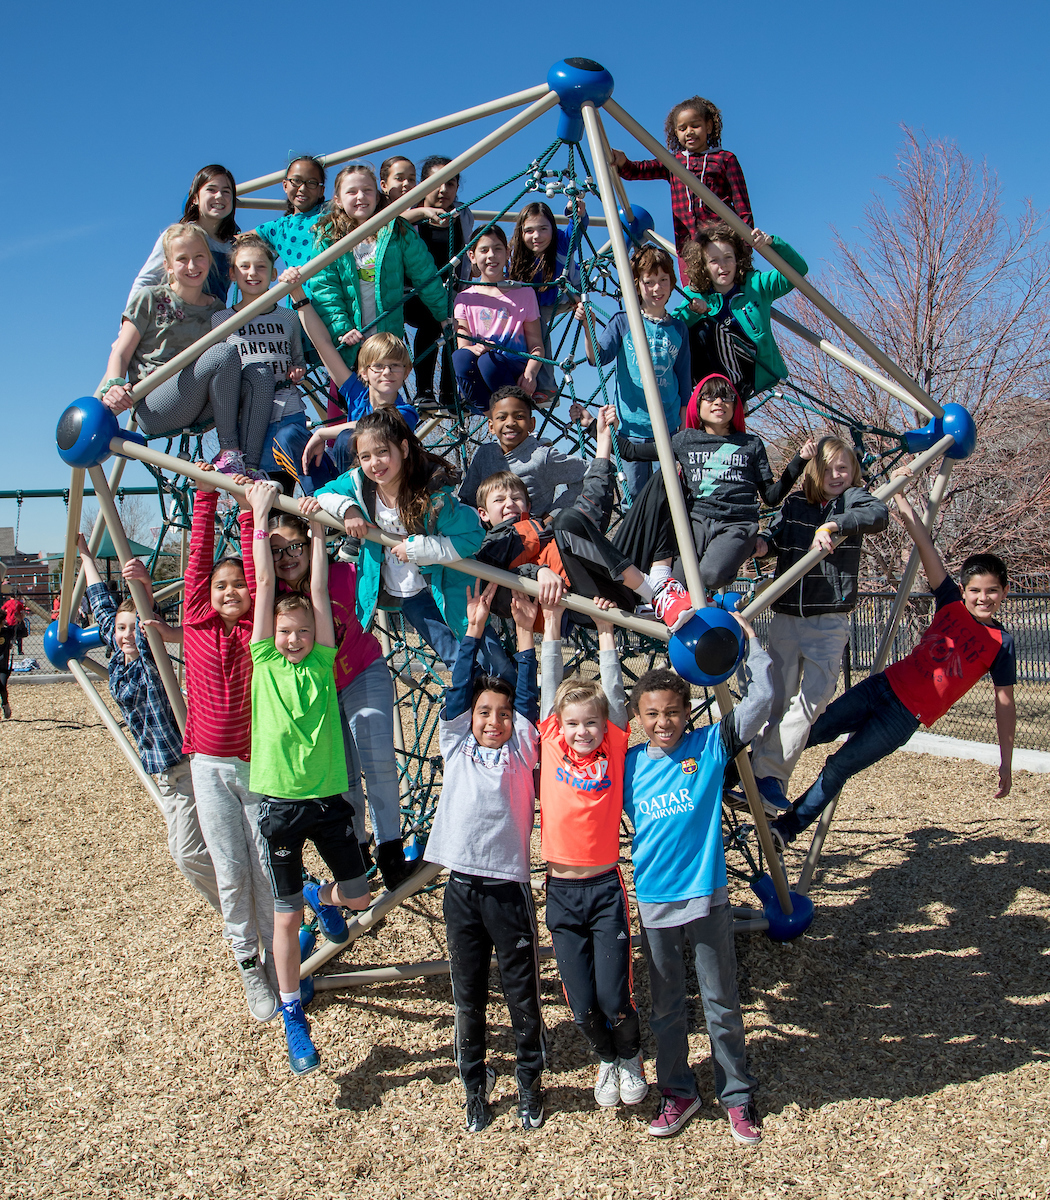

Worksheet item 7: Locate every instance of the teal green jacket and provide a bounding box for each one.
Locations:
[311,218,450,370]
[314,466,485,636]
[672,235,808,395]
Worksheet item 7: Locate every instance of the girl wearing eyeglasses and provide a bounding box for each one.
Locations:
[254,156,329,294]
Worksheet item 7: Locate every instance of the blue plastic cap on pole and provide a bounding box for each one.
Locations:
[619,202,654,247]
[43,621,105,671]
[56,396,148,468]
[56,398,120,469]
[749,872,815,940]
[667,607,745,687]
[903,402,977,461]
[547,58,614,143]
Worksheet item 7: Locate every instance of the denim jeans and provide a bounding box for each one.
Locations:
[618,438,653,509]
[641,902,756,1108]
[400,588,516,680]
[775,672,919,844]
[338,657,402,846]
[452,347,525,413]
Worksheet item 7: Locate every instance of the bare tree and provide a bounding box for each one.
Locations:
[80,495,158,548]
[760,128,1050,587]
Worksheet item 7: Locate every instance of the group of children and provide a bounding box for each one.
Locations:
[70,87,1017,1142]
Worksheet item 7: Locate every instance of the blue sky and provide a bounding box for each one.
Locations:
[3,0,1049,552]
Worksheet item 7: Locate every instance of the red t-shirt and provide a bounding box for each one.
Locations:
[884,579,1015,728]
[538,716,629,867]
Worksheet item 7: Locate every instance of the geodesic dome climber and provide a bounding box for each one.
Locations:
[48,58,976,985]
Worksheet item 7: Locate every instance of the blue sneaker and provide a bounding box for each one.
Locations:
[754,775,791,814]
[302,880,349,942]
[282,1000,320,1075]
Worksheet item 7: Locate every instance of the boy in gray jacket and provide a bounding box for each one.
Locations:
[459,386,585,518]
[425,581,545,1134]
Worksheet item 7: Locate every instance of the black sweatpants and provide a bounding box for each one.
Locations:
[404,295,454,402]
[551,507,638,613]
[612,470,757,591]
[545,867,640,1063]
[444,872,545,1095]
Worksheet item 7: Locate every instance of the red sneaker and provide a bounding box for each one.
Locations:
[725,1100,762,1146]
[649,1091,702,1137]
[652,579,695,633]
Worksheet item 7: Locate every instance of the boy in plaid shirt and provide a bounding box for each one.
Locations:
[78,535,219,910]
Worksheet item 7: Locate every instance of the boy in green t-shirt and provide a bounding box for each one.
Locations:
[247,480,372,1075]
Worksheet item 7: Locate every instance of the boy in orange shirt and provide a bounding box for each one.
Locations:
[538,598,647,1110]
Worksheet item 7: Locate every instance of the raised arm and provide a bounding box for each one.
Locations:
[249,480,279,643]
[593,601,627,729]
[540,600,565,720]
[444,580,496,720]
[278,268,351,388]
[889,466,947,591]
[309,519,336,649]
[510,590,540,725]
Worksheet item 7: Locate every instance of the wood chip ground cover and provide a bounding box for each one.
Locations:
[1,684,1048,1199]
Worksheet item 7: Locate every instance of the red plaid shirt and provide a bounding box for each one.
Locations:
[619,147,753,253]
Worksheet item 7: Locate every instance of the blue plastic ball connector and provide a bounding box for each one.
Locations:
[43,620,105,671]
[299,925,317,962]
[712,591,744,613]
[618,203,654,249]
[546,58,614,144]
[902,402,977,462]
[56,397,121,469]
[750,872,816,941]
[667,607,746,687]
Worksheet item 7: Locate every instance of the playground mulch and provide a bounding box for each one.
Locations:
[2,681,1049,1200]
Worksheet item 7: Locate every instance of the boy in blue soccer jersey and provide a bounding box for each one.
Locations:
[623,615,772,1147]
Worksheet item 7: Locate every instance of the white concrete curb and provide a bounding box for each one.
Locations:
[901,731,1050,774]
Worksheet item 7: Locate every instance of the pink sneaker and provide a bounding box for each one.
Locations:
[212,448,246,476]
[725,1100,762,1146]
[648,1091,702,1137]
[652,578,695,633]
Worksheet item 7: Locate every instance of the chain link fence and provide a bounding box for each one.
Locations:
[13,588,1050,753]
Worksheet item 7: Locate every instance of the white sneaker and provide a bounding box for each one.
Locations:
[594,1059,620,1107]
[617,1054,649,1105]
[237,955,279,1022]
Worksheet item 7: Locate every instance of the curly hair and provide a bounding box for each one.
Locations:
[182,164,239,242]
[664,96,723,153]
[312,164,395,248]
[508,202,559,286]
[629,667,691,714]
[682,222,752,292]
[354,409,457,535]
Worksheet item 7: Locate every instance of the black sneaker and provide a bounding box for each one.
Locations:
[336,537,360,563]
[517,1086,545,1130]
[465,1064,495,1132]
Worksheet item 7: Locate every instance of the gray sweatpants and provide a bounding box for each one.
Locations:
[154,755,221,912]
[190,754,274,961]
[641,902,756,1108]
[750,611,850,788]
